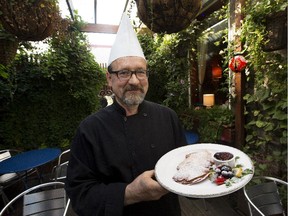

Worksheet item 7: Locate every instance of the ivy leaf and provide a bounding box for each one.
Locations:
[262,103,273,111]
[253,110,260,116]
[256,120,266,128]
[272,111,287,120]
[264,122,274,131]
[246,134,254,142]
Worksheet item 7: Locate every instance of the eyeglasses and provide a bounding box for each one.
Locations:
[109,69,149,81]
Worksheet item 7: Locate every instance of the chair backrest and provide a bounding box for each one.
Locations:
[0,150,20,184]
[243,176,288,216]
[57,149,70,165]
[50,149,70,182]
[52,161,69,182]
[0,149,20,159]
[0,151,12,162]
[0,181,66,216]
[24,188,65,216]
[0,151,11,162]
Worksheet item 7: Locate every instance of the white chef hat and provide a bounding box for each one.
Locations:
[108,13,146,66]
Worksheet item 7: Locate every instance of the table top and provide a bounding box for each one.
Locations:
[0,148,61,174]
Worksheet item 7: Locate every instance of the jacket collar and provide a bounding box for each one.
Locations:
[112,99,146,116]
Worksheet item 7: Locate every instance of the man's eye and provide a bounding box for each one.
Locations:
[119,71,130,76]
[137,70,145,74]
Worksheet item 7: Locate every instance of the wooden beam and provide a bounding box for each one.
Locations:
[229,0,245,146]
[234,72,245,149]
[66,0,75,20]
[229,1,248,213]
[82,23,119,34]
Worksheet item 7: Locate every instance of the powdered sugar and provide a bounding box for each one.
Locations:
[173,150,213,184]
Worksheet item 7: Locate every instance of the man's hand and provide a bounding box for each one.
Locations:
[124,170,168,206]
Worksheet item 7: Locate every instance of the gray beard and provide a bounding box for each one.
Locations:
[122,93,145,106]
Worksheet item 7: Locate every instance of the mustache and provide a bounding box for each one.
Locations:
[125,85,144,93]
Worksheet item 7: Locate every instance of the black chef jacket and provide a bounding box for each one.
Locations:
[65,100,187,216]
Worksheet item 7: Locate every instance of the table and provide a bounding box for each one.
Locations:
[0,148,61,174]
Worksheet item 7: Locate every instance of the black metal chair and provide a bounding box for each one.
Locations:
[0,181,68,216]
[243,176,288,216]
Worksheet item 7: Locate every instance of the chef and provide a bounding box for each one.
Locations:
[65,13,187,216]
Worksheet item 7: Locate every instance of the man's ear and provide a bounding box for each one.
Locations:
[106,72,112,86]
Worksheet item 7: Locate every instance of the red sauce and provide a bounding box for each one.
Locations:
[214,152,233,161]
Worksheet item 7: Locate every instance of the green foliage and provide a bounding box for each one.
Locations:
[138,0,286,183]
[241,0,287,179]
[179,105,234,143]
[0,15,106,150]
[138,32,190,112]
[138,2,232,143]
[138,33,168,104]
[139,29,201,114]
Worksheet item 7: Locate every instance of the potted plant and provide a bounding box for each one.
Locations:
[0,0,62,41]
[136,0,202,33]
[0,23,18,66]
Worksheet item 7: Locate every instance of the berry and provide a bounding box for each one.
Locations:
[220,165,232,172]
[215,175,226,185]
[221,170,234,178]
[215,168,221,174]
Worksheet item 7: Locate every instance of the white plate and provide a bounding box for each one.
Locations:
[155,143,254,198]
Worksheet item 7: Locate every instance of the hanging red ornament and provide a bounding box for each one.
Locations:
[229,55,247,72]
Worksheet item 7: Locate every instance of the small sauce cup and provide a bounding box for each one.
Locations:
[213,152,235,167]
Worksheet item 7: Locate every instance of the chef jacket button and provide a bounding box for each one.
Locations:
[143,113,148,117]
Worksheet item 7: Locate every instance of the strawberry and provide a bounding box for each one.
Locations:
[215,175,226,185]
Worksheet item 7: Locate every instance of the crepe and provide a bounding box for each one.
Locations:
[173,150,213,185]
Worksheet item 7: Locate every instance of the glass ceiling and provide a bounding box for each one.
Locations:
[56,0,220,65]
[58,0,132,65]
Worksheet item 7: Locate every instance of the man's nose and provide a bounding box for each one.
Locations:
[128,73,140,84]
